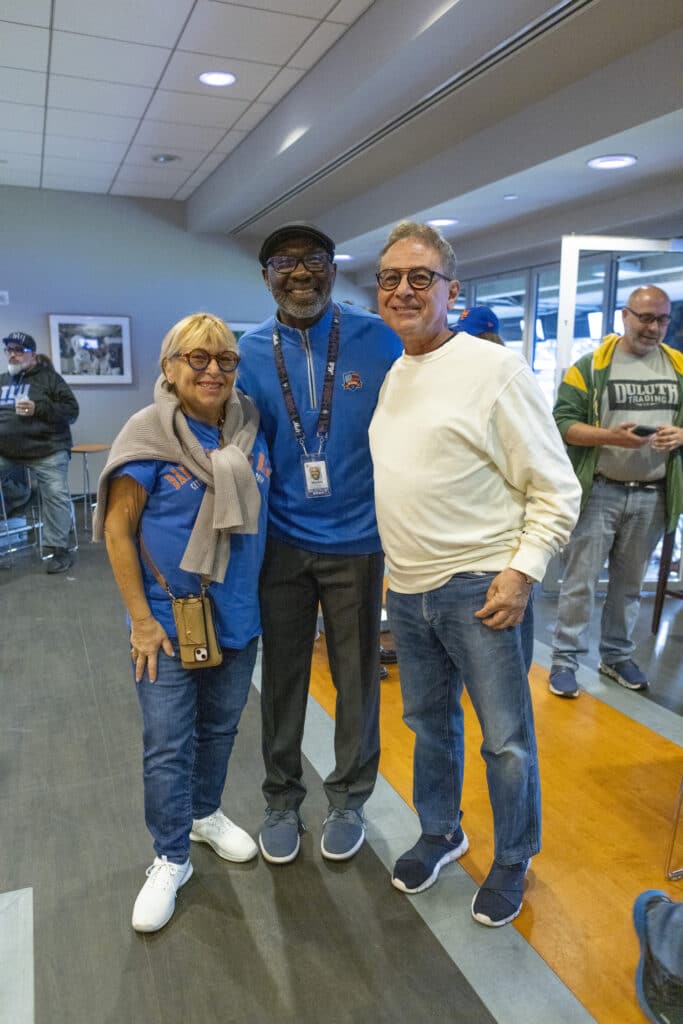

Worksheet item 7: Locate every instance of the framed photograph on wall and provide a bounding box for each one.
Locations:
[48,314,132,384]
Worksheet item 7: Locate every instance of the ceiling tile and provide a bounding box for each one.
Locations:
[0,167,40,187]
[179,2,316,64]
[0,151,41,173]
[160,50,278,101]
[125,141,212,168]
[53,0,196,48]
[0,100,44,133]
[289,19,346,69]
[258,65,306,104]
[145,90,248,129]
[0,1,52,28]
[0,128,43,154]
[115,162,190,186]
[214,129,247,155]
[134,119,226,149]
[0,22,49,71]
[50,31,170,87]
[171,152,231,197]
[232,102,273,132]
[47,108,139,143]
[0,67,46,106]
[42,175,110,193]
[43,135,129,161]
[42,154,119,179]
[110,180,179,199]
[327,0,374,24]
[212,0,331,16]
[49,76,153,118]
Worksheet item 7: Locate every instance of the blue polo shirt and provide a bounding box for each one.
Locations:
[114,414,270,649]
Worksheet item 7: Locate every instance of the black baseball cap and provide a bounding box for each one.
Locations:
[3,331,36,352]
[259,222,336,267]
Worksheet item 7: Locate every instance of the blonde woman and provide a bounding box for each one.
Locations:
[95,314,270,932]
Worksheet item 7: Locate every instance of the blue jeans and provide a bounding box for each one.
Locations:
[135,638,258,863]
[0,450,72,548]
[387,573,541,864]
[552,477,666,670]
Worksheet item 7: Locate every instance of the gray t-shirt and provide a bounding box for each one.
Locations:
[596,344,677,482]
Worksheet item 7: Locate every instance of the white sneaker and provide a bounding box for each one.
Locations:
[189,809,258,862]
[131,856,193,933]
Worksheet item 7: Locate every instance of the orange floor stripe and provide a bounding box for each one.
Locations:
[309,638,682,1024]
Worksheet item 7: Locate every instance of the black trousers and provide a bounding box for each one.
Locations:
[259,536,384,812]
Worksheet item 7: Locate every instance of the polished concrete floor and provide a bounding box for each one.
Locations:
[1,528,681,1024]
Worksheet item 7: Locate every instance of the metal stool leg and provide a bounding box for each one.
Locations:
[665,774,683,881]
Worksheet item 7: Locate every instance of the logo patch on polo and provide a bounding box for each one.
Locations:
[343,370,362,390]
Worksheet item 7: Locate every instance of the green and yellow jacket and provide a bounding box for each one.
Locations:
[553,333,683,531]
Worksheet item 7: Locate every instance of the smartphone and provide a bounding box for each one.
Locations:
[631,425,658,437]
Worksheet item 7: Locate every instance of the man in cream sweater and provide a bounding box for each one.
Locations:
[369,221,581,927]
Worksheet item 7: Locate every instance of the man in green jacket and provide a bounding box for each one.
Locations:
[549,286,683,698]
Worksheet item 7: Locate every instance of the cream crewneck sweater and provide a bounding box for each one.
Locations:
[369,333,581,594]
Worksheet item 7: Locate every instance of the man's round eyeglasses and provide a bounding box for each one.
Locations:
[172,349,240,372]
[266,253,332,275]
[4,345,30,355]
[376,267,452,291]
[624,307,672,327]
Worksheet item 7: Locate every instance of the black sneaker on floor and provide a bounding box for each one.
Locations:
[379,645,398,664]
[392,829,469,894]
[471,859,530,927]
[46,547,73,574]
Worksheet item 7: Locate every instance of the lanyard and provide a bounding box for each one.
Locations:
[272,304,341,457]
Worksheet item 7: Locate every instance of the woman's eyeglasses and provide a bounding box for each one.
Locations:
[173,349,240,372]
[376,267,451,291]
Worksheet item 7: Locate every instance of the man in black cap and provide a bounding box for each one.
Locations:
[237,223,402,865]
[1,331,79,573]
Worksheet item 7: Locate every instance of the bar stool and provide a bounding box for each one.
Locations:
[71,443,110,532]
[651,518,683,633]
[665,772,683,881]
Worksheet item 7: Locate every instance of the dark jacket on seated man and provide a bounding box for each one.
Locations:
[0,360,79,459]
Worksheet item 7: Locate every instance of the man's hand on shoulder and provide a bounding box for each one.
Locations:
[474,568,532,630]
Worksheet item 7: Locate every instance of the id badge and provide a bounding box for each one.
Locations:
[302,454,331,498]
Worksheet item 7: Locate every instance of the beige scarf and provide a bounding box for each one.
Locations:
[93,375,261,583]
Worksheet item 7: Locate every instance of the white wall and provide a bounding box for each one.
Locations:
[0,185,368,490]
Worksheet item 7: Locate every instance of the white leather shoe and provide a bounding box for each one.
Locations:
[190,809,258,862]
[131,856,193,933]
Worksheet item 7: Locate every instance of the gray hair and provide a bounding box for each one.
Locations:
[379,220,457,279]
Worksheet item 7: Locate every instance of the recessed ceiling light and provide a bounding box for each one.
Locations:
[152,153,179,164]
[335,254,352,261]
[427,218,458,226]
[503,193,518,200]
[199,71,236,87]
[587,154,637,170]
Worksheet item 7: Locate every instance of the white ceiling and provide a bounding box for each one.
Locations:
[1,0,682,279]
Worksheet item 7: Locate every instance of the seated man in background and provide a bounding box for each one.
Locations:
[549,286,683,698]
[0,331,79,573]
